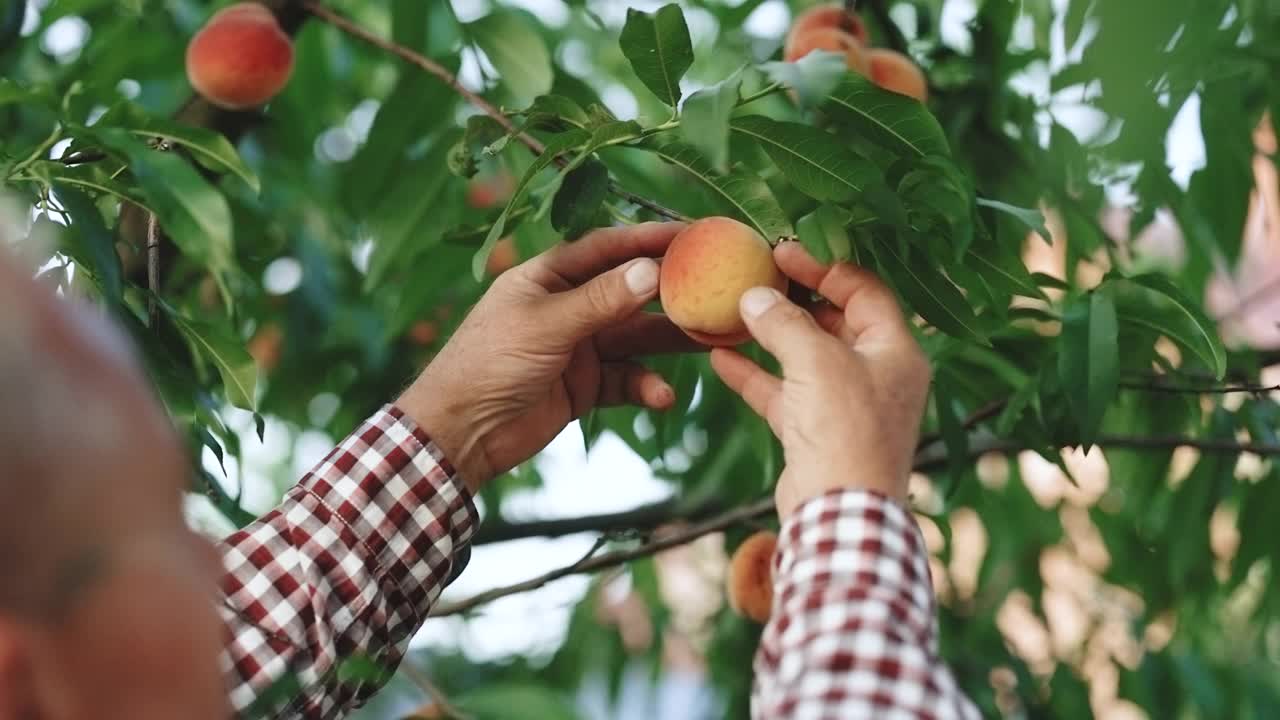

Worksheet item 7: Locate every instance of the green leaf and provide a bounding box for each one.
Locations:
[364,136,457,290]
[128,118,259,193]
[730,115,882,203]
[977,197,1050,244]
[795,205,852,263]
[522,94,592,131]
[53,184,124,304]
[550,159,609,241]
[966,249,1046,300]
[469,10,554,107]
[91,128,233,274]
[1057,289,1119,447]
[679,68,742,172]
[619,4,694,107]
[932,377,969,489]
[1109,273,1228,380]
[473,129,591,280]
[0,0,23,54]
[758,51,847,109]
[456,684,582,720]
[871,238,987,344]
[634,137,793,240]
[168,312,258,411]
[820,73,950,158]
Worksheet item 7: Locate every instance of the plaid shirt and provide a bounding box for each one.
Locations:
[218,406,977,719]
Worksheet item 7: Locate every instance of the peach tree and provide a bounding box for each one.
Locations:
[2,0,1279,717]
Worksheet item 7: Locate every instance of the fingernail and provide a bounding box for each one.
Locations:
[740,287,779,318]
[625,259,659,295]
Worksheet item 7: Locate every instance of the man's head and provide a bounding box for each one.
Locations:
[0,251,229,720]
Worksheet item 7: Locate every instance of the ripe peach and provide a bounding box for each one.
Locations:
[407,320,439,346]
[726,531,777,623]
[485,236,518,276]
[466,171,516,210]
[186,3,294,110]
[658,217,787,347]
[247,323,283,372]
[788,3,870,48]
[783,27,870,75]
[868,49,928,102]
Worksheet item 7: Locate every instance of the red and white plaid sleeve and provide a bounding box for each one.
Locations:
[752,489,980,719]
[217,405,477,719]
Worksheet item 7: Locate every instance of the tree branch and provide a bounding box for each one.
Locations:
[146,212,160,325]
[474,496,729,545]
[429,497,775,617]
[300,1,691,223]
[866,0,909,54]
[1119,379,1280,395]
[434,433,1280,616]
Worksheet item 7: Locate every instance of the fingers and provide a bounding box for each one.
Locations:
[532,222,685,286]
[597,313,709,360]
[543,257,661,341]
[709,348,781,434]
[773,242,910,345]
[598,362,675,410]
[737,286,830,366]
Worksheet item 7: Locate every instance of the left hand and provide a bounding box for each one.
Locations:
[399,222,698,491]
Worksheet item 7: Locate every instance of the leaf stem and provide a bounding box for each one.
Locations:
[9,123,62,178]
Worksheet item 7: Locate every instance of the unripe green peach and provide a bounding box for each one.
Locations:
[659,217,787,347]
[185,3,294,110]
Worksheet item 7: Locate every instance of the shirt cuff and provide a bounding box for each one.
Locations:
[298,404,479,605]
[774,488,937,649]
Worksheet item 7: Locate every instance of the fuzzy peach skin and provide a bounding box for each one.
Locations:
[726,531,778,624]
[868,48,929,102]
[185,3,294,110]
[786,3,869,52]
[659,217,788,347]
[783,26,870,75]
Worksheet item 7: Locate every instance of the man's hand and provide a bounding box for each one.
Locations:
[399,222,697,491]
[710,242,931,517]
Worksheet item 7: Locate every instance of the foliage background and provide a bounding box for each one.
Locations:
[2,0,1280,717]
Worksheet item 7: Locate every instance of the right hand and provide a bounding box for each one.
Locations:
[709,242,932,518]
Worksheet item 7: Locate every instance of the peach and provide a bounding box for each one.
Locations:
[466,171,516,210]
[186,3,294,110]
[783,27,870,75]
[868,49,928,102]
[786,4,869,52]
[726,531,778,623]
[407,320,439,346]
[247,323,283,372]
[485,236,518,276]
[659,217,787,347]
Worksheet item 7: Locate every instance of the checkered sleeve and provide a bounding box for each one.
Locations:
[217,405,477,719]
[751,490,980,720]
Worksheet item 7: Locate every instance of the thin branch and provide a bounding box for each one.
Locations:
[474,497,727,545]
[146,212,160,325]
[397,661,473,720]
[1120,379,1280,395]
[866,0,909,54]
[301,1,691,223]
[916,397,1007,453]
[437,432,1280,616]
[429,497,775,617]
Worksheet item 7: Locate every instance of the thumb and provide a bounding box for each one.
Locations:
[739,287,827,366]
[549,258,660,338]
